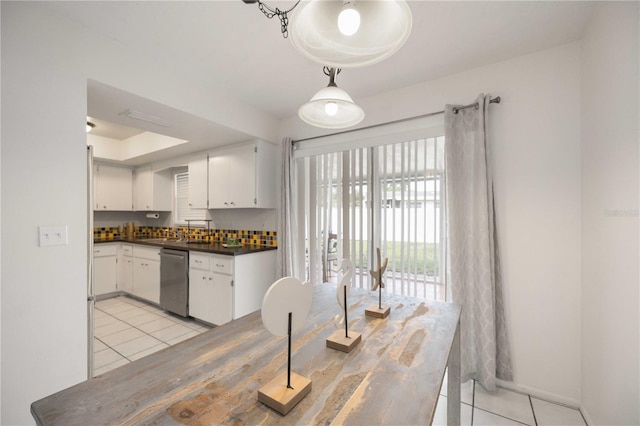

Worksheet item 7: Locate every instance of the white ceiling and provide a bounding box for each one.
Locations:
[48,1,596,162]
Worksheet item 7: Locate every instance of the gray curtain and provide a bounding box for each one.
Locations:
[445,94,512,391]
[277,137,299,278]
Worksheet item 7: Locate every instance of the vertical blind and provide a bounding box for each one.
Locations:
[301,135,446,301]
[175,172,206,225]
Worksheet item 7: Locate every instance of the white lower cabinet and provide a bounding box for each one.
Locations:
[188,250,276,326]
[94,243,118,296]
[132,246,160,304]
[189,268,233,326]
[118,244,134,294]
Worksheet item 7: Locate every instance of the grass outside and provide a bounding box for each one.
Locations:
[350,240,439,276]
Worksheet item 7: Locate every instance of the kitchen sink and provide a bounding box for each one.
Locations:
[144,238,182,243]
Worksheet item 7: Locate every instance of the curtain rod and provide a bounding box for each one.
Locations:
[292,96,501,144]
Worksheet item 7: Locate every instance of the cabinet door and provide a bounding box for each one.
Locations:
[95,164,133,211]
[188,155,208,209]
[119,257,133,294]
[132,258,146,299]
[146,260,160,304]
[209,272,233,325]
[133,167,172,211]
[133,166,153,211]
[94,256,117,296]
[254,140,276,208]
[133,258,160,304]
[189,270,232,325]
[188,268,210,321]
[208,143,256,208]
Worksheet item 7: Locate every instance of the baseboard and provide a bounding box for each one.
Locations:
[496,379,581,409]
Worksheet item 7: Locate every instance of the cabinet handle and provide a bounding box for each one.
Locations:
[215,263,224,268]
[202,276,206,280]
[224,202,229,206]
[209,277,212,281]
[230,201,235,206]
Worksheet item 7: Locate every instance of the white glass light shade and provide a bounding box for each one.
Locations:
[338,5,360,36]
[298,86,365,129]
[290,0,412,68]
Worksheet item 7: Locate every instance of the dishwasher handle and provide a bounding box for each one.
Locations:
[161,252,186,259]
[160,249,188,259]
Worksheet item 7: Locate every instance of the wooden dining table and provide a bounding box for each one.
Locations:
[31,284,461,425]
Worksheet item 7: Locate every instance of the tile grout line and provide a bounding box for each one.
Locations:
[95,301,175,371]
[102,296,212,331]
[472,406,531,425]
[529,394,539,426]
[95,298,207,369]
[471,380,535,426]
[471,379,475,425]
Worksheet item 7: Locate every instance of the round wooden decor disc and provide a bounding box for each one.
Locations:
[261,277,313,337]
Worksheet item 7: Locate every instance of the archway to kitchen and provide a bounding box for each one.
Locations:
[87,80,278,377]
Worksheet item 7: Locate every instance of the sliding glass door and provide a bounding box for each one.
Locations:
[300,135,446,301]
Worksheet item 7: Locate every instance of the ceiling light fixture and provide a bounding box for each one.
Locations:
[289,0,412,68]
[242,0,412,68]
[241,0,300,38]
[119,109,172,127]
[338,1,360,36]
[86,122,95,133]
[298,67,364,129]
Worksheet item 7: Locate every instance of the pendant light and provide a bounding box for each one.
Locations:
[289,0,412,68]
[298,67,365,129]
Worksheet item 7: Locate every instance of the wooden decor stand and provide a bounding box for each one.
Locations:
[258,371,312,415]
[365,304,390,318]
[326,329,362,352]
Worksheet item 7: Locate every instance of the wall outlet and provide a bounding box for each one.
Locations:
[39,225,68,247]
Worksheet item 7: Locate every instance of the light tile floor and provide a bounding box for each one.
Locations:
[93,296,211,377]
[434,375,587,425]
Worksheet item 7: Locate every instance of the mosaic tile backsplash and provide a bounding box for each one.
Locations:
[94,226,277,247]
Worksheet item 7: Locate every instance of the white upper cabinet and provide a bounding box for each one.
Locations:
[94,163,133,211]
[188,154,208,209]
[208,140,276,209]
[133,166,172,211]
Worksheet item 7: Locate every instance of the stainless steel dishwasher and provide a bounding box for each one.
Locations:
[159,248,189,317]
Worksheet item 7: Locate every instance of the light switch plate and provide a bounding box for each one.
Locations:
[39,226,68,247]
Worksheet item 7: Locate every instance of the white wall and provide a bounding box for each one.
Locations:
[3,1,635,423]
[282,43,584,403]
[0,3,279,424]
[581,3,639,425]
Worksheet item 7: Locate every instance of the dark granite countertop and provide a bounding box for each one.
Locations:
[95,238,277,256]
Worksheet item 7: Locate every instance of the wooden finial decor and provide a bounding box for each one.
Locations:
[365,248,391,318]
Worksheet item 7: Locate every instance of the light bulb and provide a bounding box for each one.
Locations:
[325,101,338,116]
[338,3,360,36]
